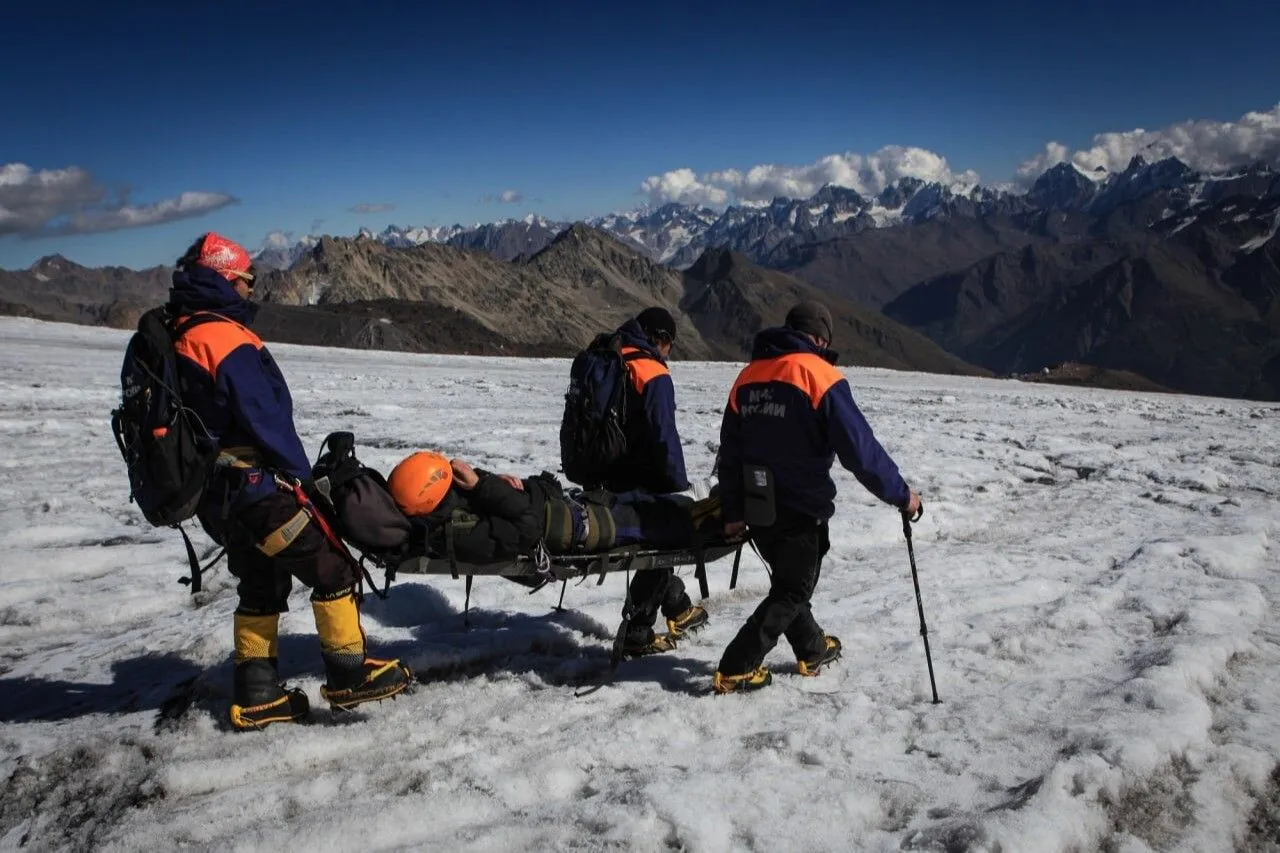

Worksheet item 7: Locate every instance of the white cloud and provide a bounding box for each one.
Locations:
[260,230,295,249]
[1016,104,1280,185]
[56,192,237,235]
[639,168,730,206]
[0,164,102,234]
[641,147,978,206]
[481,190,525,204]
[349,202,395,213]
[0,162,236,237]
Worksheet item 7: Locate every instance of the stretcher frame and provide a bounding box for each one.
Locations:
[380,541,751,680]
[392,540,747,630]
[395,541,744,583]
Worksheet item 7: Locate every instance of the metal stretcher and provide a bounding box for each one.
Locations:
[389,540,748,656]
[390,540,748,679]
[396,541,744,584]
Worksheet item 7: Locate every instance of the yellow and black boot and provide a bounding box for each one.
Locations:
[313,589,412,711]
[797,635,843,677]
[621,627,678,659]
[667,605,709,639]
[712,667,773,695]
[228,613,310,731]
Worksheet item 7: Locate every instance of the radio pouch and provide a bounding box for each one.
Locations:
[742,464,777,527]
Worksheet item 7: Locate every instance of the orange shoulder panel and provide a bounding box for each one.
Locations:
[173,315,263,379]
[622,347,670,394]
[728,352,842,411]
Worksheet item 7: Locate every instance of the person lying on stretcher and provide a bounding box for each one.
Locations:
[385,451,719,565]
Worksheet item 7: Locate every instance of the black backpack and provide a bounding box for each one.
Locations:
[112,307,224,527]
[559,332,648,487]
[310,432,412,557]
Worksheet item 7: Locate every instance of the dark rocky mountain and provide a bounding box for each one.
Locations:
[0,255,170,329]
[444,215,563,261]
[1009,362,1173,394]
[0,229,989,374]
[252,235,319,271]
[5,154,1277,399]
[259,225,714,357]
[254,156,1280,283]
[251,301,575,357]
[883,191,1280,400]
[764,215,1045,310]
[680,249,985,376]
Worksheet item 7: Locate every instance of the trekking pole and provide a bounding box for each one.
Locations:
[901,505,941,704]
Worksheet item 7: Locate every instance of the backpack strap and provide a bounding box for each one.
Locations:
[172,309,244,336]
[175,525,226,594]
[168,310,236,348]
[443,509,479,580]
[278,474,392,600]
[254,509,311,557]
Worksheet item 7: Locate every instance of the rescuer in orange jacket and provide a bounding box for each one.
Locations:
[712,301,922,694]
[170,233,411,729]
[602,308,709,658]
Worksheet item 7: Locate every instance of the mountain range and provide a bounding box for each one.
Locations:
[1,154,1277,400]
[258,156,1277,277]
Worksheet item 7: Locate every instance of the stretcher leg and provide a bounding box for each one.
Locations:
[464,575,474,629]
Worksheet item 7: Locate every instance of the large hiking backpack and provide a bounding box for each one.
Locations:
[111,307,224,527]
[559,332,648,487]
[310,431,413,557]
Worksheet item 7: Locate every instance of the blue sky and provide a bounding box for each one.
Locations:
[3,0,1279,269]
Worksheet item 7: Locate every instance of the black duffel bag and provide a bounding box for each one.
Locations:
[310,431,413,557]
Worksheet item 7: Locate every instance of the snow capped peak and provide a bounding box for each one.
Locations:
[252,154,1277,271]
[29,254,71,273]
[1054,161,1110,182]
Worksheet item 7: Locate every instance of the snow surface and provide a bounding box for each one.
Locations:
[2,317,1279,852]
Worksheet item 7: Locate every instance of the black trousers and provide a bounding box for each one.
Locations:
[625,569,693,642]
[223,492,358,615]
[718,509,830,675]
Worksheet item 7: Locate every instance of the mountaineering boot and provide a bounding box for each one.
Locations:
[797,635,843,677]
[712,667,773,695]
[621,631,678,659]
[312,589,412,710]
[228,613,310,731]
[666,605,709,639]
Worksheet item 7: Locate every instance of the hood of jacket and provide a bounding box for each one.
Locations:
[749,326,837,363]
[614,318,667,362]
[168,264,259,326]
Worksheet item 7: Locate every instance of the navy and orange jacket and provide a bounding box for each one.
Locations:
[718,327,910,523]
[604,319,690,494]
[169,265,310,508]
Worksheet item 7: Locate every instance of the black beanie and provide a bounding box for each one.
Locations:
[785,300,833,345]
[636,306,677,342]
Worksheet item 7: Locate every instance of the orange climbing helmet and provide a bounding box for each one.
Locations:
[388,451,453,515]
